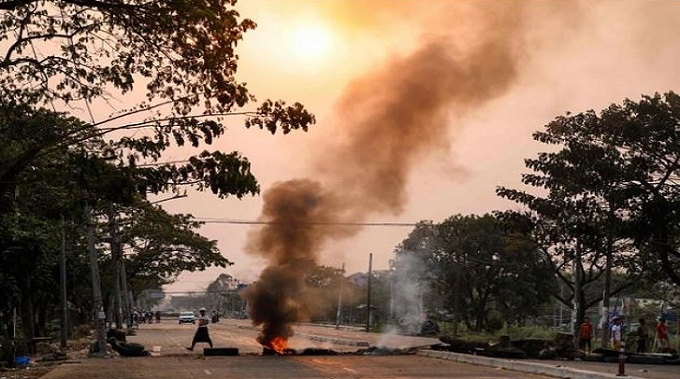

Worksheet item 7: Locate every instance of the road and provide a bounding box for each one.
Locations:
[39,319,678,379]
[40,319,550,379]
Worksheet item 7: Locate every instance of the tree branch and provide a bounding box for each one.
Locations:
[0,0,38,10]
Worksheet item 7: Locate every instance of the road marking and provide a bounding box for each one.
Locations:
[309,359,359,374]
[204,369,212,375]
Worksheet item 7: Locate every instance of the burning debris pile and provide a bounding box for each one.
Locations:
[242,2,527,353]
[242,180,354,353]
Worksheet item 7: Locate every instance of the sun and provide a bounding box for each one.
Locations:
[291,24,333,60]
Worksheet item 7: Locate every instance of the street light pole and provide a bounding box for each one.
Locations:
[366,253,373,333]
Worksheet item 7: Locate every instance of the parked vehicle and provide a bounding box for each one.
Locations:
[178,311,196,324]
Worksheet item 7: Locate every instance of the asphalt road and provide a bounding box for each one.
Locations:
[39,320,679,379]
[39,320,550,379]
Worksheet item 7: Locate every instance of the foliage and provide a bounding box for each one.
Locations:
[0,1,315,189]
[0,0,317,340]
[302,265,345,321]
[496,92,680,332]
[2,0,248,112]
[395,215,556,332]
[203,273,235,310]
[391,221,441,322]
[122,202,229,283]
[498,325,558,340]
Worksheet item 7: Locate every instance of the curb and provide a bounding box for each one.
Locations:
[417,349,647,379]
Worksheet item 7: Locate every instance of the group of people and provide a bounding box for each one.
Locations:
[132,310,162,325]
[578,315,671,353]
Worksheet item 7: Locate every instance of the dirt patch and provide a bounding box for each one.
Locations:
[0,362,57,379]
[0,337,124,379]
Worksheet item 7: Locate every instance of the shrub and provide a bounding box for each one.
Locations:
[497,325,556,340]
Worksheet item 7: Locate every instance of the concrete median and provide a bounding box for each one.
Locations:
[417,349,647,379]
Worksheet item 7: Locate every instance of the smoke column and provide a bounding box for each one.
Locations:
[243,2,528,348]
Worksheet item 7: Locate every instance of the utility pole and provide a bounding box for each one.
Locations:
[572,247,582,335]
[366,253,373,333]
[388,259,395,321]
[601,243,613,348]
[59,215,68,348]
[453,242,461,336]
[335,262,345,329]
[86,203,106,355]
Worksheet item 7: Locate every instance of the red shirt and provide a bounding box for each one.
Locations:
[656,321,669,340]
[579,321,593,339]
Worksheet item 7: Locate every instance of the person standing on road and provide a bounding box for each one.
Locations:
[655,317,669,351]
[187,307,213,351]
[578,316,594,354]
[610,316,623,350]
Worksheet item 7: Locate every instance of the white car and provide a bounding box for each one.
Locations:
[178,311,196,324]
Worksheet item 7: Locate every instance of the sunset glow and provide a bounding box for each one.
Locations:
[169,0,680,303]
[291,24,334,60]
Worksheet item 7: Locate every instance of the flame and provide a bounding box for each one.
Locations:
[269,336,288,354]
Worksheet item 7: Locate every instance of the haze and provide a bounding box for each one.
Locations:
[160,0,680,293]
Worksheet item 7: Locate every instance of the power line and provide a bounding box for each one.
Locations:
[193,218,419,227]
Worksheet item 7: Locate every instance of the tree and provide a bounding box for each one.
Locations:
[0,0,312,127]
[392,222,439,330]
[496,92,680,342]
[204,273,236,311]
[120,202,229,287]
[499,92,680,287]
[395,215,554,332]
[0,106,94,340]
[0,0,316,339]
[0,0,315,208]
[302,265,345,322]
[0,104,248,338]
[611,93,680,286]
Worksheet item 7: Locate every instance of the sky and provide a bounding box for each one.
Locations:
[160,0,680,294]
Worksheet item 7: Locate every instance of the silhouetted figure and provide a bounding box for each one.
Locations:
[637,318,649,353]
[186,307,212,351]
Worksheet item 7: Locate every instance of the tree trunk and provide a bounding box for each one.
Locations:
[20,293,35,340]
[36,301,47,337]
[108,206,123,328]
[573,245,585,345]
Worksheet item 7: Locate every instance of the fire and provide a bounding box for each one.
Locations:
[269,336,288,354]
